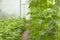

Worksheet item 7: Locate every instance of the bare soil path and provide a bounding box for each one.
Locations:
[21,20,30,40]
[21,29,30,40]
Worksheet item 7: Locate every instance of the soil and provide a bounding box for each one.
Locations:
[21,29,30,40]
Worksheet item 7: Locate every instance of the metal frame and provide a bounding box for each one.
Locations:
[20,0,21,17]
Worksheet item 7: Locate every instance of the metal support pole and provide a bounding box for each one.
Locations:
[20,0,21,17]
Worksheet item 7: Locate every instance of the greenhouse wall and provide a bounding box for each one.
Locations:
[0,0,20,18]
[0,0,29,19]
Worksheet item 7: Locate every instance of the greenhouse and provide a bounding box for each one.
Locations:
[0,0,60,40]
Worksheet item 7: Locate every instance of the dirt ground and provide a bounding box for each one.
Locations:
[21,29,30,40]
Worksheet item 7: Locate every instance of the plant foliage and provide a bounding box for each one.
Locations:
[28,0,60,40]
[0,18,25,40]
